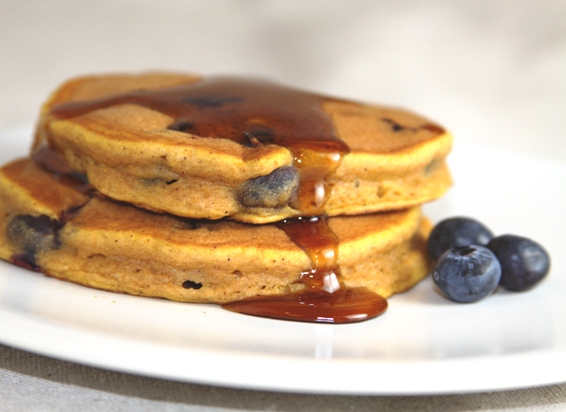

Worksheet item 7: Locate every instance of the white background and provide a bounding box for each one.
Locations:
[1,0,565,162]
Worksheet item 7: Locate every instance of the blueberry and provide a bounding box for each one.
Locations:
[7,214,61,270]
[433,245,501,303]
[182,280,203,290]
[487,235,550,292]
[428,217,494,260]
[239,166,299,208]
[7,214,61,255]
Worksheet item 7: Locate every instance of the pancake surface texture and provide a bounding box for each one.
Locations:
[33,73,452,223]
[0,159,431,304]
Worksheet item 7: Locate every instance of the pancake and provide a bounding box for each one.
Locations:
[32,73,452,223]
[0,159,431,319]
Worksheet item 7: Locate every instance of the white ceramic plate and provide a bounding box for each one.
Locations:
[0,126,565,395]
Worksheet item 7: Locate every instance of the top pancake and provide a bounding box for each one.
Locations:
[33,73,452,223]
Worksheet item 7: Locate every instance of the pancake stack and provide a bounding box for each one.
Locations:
[0,73,452,323]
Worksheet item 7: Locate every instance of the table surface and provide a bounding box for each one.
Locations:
[1,1,565,410]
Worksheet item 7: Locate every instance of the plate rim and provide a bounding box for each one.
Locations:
[1,125,565,395]
[1,292,565,395]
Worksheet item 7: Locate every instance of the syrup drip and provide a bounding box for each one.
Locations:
[222,217,388,324]
[41,76,387,323]
[42,77,350,215]
[222,287,387,324]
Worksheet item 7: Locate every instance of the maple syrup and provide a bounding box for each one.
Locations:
[42,77,349,215]
[223,217,387,323]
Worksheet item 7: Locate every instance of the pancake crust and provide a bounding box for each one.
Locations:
[0,158,431,303]
[33,73,452,223]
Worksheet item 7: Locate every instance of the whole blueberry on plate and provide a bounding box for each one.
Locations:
[428,217,494,260]
[433,245,501,303]
[487,234,550,292]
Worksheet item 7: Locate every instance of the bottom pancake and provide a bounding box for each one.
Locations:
[0,158,431,309]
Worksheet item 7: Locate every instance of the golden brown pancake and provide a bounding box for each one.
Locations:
[0,158,431,307]
[32,73,452,223]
